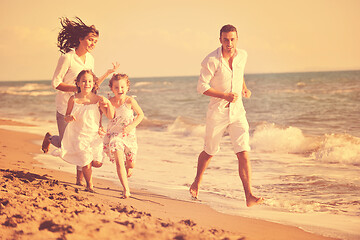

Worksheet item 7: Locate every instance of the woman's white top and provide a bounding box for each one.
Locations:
[51,49,94,115]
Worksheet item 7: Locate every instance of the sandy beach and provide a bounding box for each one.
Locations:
[0,119,339,240]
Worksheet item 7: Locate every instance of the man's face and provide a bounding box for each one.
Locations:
[220,31,238,54]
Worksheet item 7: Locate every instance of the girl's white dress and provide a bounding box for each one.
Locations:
[60,102,103,167]
[103,103,137,163]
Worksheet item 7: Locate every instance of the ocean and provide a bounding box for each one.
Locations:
[0,70,359,239]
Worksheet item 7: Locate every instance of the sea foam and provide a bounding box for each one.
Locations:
[312,133,360,166]
[167,116,205,138]
[250,122,318,154]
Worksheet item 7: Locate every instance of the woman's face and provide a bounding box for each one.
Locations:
[79,32,98,53]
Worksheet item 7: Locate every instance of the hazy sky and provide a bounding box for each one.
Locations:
[0,0,359,81]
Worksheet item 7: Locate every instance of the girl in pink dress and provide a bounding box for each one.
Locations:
[103,74,144,198]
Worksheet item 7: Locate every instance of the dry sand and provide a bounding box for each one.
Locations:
[0,119,338,240]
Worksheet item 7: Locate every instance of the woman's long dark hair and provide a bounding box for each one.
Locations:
[57,17,99,54]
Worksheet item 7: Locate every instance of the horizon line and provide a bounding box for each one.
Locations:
[1,68,359,82]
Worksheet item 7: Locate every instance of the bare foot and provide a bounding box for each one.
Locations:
[41,132,51,153]
[126,167,133,178]
[189,182,199,199]
[246,195,264,207]
[85,187,95,193]
[76,169,84,185]
[75,181,85,187]
[122,190,131,199]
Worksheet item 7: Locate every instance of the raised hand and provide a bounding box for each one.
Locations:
[107,62,120,75]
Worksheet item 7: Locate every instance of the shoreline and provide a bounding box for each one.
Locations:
[0,119,338,240]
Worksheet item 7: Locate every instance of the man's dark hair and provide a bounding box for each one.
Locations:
[220,24,237,37]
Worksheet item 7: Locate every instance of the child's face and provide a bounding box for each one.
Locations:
[111,79,129,97]
[78,73,94,94]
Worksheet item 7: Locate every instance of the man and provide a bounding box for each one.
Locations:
[189,24,263,207]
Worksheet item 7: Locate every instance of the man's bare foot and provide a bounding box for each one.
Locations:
[189,182,199,199]
[41,132,51,153]
[126,167,133,178]
[246,195,264,207]
[122,190,131,199]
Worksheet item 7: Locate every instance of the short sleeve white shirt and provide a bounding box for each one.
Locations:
[51,49,94,115]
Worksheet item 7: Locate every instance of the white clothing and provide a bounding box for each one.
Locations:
[60,101,103,167]
[198,47,250,155]
[197,47,247,121]
[205,107,250,155]
[103,103,138,163]
[52,49,95,115]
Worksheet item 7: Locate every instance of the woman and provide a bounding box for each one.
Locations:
[42,17,119,185]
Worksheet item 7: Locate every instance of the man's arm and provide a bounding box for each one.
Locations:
[203,88,238,103]
[198,56,238,103]
[242,78,251,98]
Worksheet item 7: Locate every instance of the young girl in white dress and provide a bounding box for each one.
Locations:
[103,74,144,198]
[61,70,114,192]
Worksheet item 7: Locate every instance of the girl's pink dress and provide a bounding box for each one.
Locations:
[103,104,137,163]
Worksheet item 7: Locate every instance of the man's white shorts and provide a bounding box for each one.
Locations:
[204,107,250,155]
